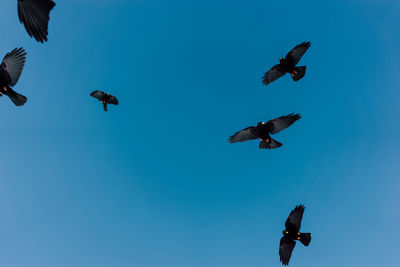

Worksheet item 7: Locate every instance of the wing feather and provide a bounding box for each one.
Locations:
[266,113,301,134]
[90,90,106,101]
[285,42,311,66]
[285,204,305,231]
[262,64,286,85]
[279,237,296,266]
[18,0,56,43]
[0,48,27,86]
[107,95,119,105]
[229,127,260,143]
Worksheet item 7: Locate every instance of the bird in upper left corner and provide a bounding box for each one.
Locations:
[90,90,119,112]
[17,0,56,43]
[0,48,28,106]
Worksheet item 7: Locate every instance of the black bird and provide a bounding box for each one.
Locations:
[279,205,311,266]
[228,113,301,149]
[262,42,311,85]
[90,90,119,112]
[0,48,28,106]
[18,0,56,43]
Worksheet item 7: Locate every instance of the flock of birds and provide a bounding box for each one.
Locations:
[1,1,315,266]
[1,0,119,111]
[229,41,313,265]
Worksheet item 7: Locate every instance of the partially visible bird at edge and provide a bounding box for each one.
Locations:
[0,48,28,106]
[17,0,56,43]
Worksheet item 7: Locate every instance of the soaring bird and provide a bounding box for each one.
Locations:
[262,42,311,85]
[279,205,311,266]
[228,113,301,149]
[17,0,56,43]
[0,48,28,106]
[90,90,119,112]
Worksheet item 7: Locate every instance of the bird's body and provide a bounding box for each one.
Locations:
[0,48,28,106]
[90,90,119,112]
[262,42,311,85]
[17,0,56,43]
[229,113,301,149]
[278,58,296,75]
[279,205,311,265]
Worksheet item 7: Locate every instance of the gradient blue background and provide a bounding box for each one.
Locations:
[0,0,399,266]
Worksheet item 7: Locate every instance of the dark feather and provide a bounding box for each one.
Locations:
[18,0,56,43]
[285,204,305,231]
[0,48,27,86]
[90,90,106,101]
[107,95,119,105]
[266,113,301,134]
[279,236,296,266]
[229,127,260,143]
[4,87,27,106]
[259,138,282,149]
[262,64,286,85]
[291,66,306,81]
[285,42,311,66]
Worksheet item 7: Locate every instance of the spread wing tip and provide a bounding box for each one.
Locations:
[294,204,305,211]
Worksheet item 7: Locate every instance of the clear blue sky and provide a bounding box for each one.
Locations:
[0,0,399,266]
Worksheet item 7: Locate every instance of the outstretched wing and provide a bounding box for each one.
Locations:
[90,90,105,101]
[229,126,260,143]
[285,204,305,231]
[262,64,287,85]
[107,95,119,105]
[266,113,301,134]
[0,48,27,86]
[279,236,296,266]
[18,0,56,43]
[285,42,311,66]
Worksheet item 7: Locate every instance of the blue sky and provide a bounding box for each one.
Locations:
[0,0,399,266]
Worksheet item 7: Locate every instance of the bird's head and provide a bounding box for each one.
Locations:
[279,57,284,63]
[282,230,289,235]
[257,122,265,126]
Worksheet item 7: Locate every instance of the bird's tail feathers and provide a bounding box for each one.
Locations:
[259,138,282,149]
[290,66,306,81]
[299,232,311,246]
[103,102,108,112]
[5,86,27,106]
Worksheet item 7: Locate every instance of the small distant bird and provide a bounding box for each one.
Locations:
[262,42,311,85]
[228,113,301,149]
[90,90,119,112]
[279,205,311,265]
[18,0,56,43]
[0,48,28,106]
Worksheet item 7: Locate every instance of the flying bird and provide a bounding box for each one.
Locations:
[90,90,119,112]
[228,113,301,149]
[279,205,311,266]
[18,0,56,43]
[0,48,28,106]
[262,42,311,85]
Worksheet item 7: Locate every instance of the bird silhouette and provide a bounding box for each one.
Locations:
[279,205,311,265]
[90,90,119,112]
[0,48,28,106]
[229,113,301,149]
[262,42,311,85]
